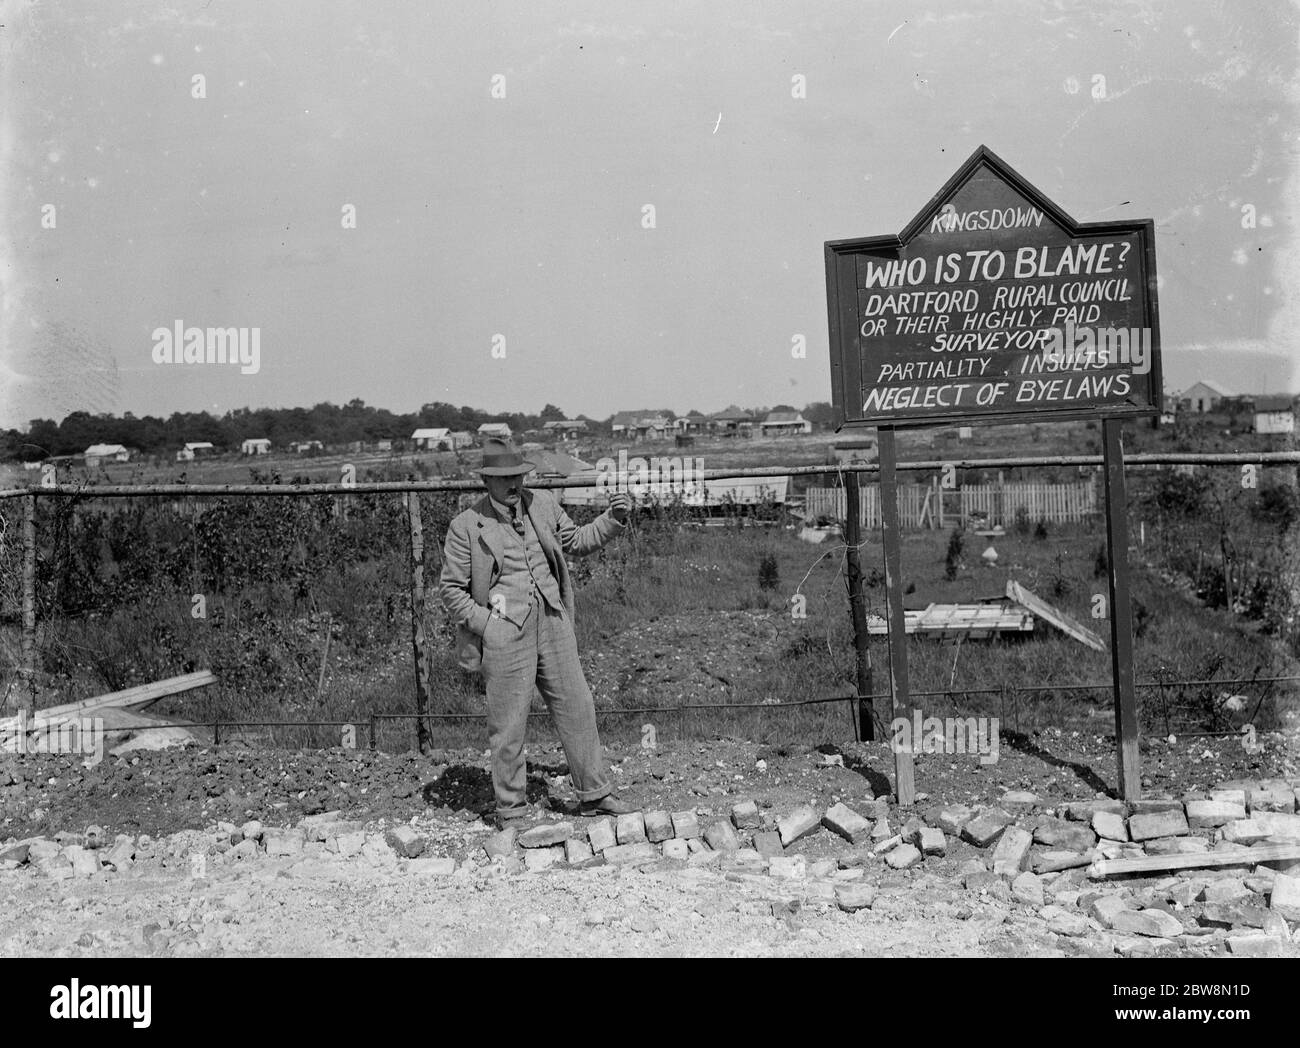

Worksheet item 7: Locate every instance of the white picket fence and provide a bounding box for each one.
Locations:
[804,478,1098,529]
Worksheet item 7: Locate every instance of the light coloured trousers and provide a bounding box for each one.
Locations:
[480,598,611,818]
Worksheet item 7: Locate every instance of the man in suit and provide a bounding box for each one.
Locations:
[439,438,636,826]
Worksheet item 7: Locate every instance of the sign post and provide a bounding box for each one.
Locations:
[825,145,1160,801]
[878,428,916,804]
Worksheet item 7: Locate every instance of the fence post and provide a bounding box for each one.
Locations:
[20,494,37,712]
[405,493,433,754]
[369,713,378,751]
[878,428,915,805]
[213,717,221,746]
[844,479,873,741]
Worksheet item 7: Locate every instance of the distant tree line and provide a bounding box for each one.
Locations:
[3,399,838,461]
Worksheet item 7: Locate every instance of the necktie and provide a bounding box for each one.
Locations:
[511,510,525,537]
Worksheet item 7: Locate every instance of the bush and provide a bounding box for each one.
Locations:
[1034,518,1049,541]
[944,529,964,581]
[758,553,780,591]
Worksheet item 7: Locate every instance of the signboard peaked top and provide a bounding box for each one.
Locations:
[825,144,1162,431]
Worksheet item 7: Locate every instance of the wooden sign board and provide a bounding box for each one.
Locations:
[826,145,1162,429]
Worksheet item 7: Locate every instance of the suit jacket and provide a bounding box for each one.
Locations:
[438,488,626,672]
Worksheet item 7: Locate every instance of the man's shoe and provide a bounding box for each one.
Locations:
[578,794,637,817]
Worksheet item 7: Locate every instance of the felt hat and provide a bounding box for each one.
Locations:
[476,437,534,476]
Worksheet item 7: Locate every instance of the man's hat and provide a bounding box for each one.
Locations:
[476,437,535,476]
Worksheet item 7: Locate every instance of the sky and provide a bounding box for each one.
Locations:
[1,0,1297,430]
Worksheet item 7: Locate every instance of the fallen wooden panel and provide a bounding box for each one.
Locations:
[867,602,1033,640]
[1087,843,1300,879]
[101,707,198,755]
[1005,580,1105,651]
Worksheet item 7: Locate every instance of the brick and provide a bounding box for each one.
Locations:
[643,811,674,843]
[360,837,397,867]
[685,837,706,854]
[964,871,1002,892]
[1250,811,1300,841]
[686,846,721,867]
[778,806,821,847]
[263,829,306,857]
[703,820,740,853]
[726,849,768,872]
[408,856,457,876]
[886,844,922,870]
[336,831,365,858]
[661,839,689,861]
[1262,912,1292,942]
[564,838,594,865]
[1221,819,1271,845]
[731,800,761,830]
[1042,906,1090,937]
[809,858,837,879]
[524,847,563,872]
[384,826,427,858]
[615,813,647,845]
[1199,903,1268,929]
[26,839,60,864]
[1145,836,1209,855]
[670,811,701,839]
[1251,786,1297,814]
[1091,811,1129,842]
[1032,850,1093,874]
[873,834,902,855]
[1270,871,1300,921]
[1226,935,1282,957]
[1209,789,1248,807]
[1033,818,1097,852]
[918,827,947,856]
[64,845,100,878]
[835,883,876,912]
[991,826,1034,877]
[1088,894,1131,928]
[518,822,574,849]
[961,808,1013,847]
[1198,880,1253,905]
[1065,799,1125,821]
[933,803,974,836]
[587,818,617,852]
[870,818,892,842]
[1011,871,1045,906]
[103,839,135,870]
[1000,790,1041,810]
[1186,800,1246,829]
[1112,909,1184,938]
[299,811,344,841]
[0,844,30,865]
[484,825,517,858]
[1129,799,1184,815]
[752,831,784,858]
[822,803,872,845]
[602,842,659,867]
[769,855,806,879]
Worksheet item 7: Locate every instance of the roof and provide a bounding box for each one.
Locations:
[1254,395,1295,413]
[184,442,214,450]
[1182,380,1233,398]
[85,444,127,456]
[763,410,805,424]
[242,437,271,445]
[543,419,586,429]
[523,449,595,476]
[477,422,512,434]
[411,428,450,439]
[710,405,753,421]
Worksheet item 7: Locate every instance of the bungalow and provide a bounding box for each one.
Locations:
[289,440,324,454]
[542,419,588,440]
[1253,394,1296,435]
[1180,381,1232,414]
[672,411,708,435]
[240,438,272,456]
[175,441,215,461]
[84,443,130,465]
[477,422,513,441]
[709,405,755,436]
[412,427,452,450]
[760,409,813,436]
[634,415,671,440]
[610,411,641,437]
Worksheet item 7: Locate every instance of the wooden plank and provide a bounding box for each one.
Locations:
[1005,580,1105,651]
[845,480,874,740]
[20,494,36,711]
[878,428,915,806]
[1103,417,1141,802]
[1088,844,1300,880]
[406,492,433,755]
[0,671,217,733]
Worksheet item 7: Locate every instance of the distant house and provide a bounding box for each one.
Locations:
[1253,395,1296,435]
[477,422,513,441]
[175,441,215,462]
[673,411,708,435]
[542,419,588,440]
[447,431,473,449]
[240,438,272,456]
[634,415,670,440]
[289,440,324,454]
[610,411,641,437]
[412,427,452,450]
[85,443,130,465]
[1180,381,1232,414]
[376,439,394,452]
[709,405,755,436]
[760,410,812,436]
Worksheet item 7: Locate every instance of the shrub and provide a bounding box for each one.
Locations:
[758,552,780,591]
[944,529,964,581]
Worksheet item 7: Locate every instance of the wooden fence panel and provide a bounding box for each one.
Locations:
[805,478,1098,529]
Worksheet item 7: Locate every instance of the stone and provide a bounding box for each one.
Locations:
[822,803,873,845]
[1129,799,1184,815]
[240,820,264,841]
[524,847,562,872]
[870,818,892,842]
[752,831,784,858]
[918,827,947,856]
[1033,850,1094,874]
[1000,790,1040,809]
[1262,912,1292,942]
[778,806,821,847]
[703,820,740,854]
[1088,895,1131,928]
[834,867,865,881]
[671,811,701,839]
[1144,836,1209,855]
[1042,906,1090,937]
[0,844,30,865]
[731,800,761,830]
[484,825,517,859]
[518,822,574,849]
[565,838,594,865]
[1011,871,1045,906]
[964,871,1003,893]
[686,847,721,867]
[1198,903,1268,929]
[809,858,837,879]
[103,839,135,870]
[1221,819,1271,845]
[227,838,259,862]
[1270,871,1300,921]
[643,810,674,843]
[336,831,365,858]
[685,837,706,854]
[1198,880,1253,905]
[615,812,647,845]
[900,816,925,847]
[961,809,1013,847]
[661,839,689,861]
[587,818,617,853]
[1186,800,1246,829]
[991,826,1034,877]
[602,842,659,867]
[1209,789,1248,807]
[408,857,456,876]
[1091,811,1129,841]
[360,837,397,867]
[1065,799,1125,821]
[299,812,345,841]
[885,844,922,870]
[263,829,306,857]
[1251,786,1297,814]
[384,825,427,858]
[1250,811,1300,840]
[1112,908,1184,938]
[26,839,60,864]
[933,803,974,836]
[1033,818,1096,852]
[1225,935,1282,957]
[64,845,100,878]
[835,883,876,912]
[727,849,768,872]
[769,855,807,879]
